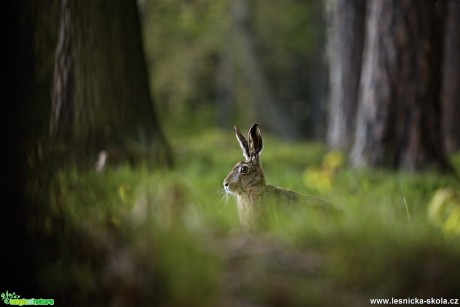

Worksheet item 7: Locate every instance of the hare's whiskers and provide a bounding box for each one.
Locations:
[218,191,230,207]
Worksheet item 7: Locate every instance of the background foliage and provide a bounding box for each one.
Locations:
[142,0,328,137]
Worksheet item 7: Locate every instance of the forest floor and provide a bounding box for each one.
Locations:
[28,129,460,306]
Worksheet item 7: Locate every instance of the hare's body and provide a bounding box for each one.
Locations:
[235,184,307,229]
[224,124,332,230]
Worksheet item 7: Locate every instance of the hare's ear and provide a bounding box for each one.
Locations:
[248,123,263,160]
[235,126,250,160]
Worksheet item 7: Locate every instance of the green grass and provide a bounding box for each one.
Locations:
[32,129,460,306]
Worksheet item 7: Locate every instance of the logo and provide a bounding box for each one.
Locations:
[1,291,54,306]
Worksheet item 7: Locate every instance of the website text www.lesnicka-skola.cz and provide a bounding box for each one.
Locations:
[370,297,459,305]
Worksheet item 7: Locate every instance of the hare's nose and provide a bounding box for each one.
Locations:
[224,182,229,187]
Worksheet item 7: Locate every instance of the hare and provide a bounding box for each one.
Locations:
[223,123,332,230]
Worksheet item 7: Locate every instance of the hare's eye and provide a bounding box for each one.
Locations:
[240,166,249,173]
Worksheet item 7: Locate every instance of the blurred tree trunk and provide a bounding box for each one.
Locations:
[216,47,235,129]
[351,0,452,172]
[326,0,366,150]
[303,2,329,140]
[50,0,172,168]
[442,4,460,154]
[230,0,298,139]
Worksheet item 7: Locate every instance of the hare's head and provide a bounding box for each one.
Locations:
[223,124,266,196]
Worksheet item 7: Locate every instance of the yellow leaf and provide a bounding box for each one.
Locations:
[303,168,332,192]
[322,150,345,170]
[118,184,132,204]
[427,187,460,236]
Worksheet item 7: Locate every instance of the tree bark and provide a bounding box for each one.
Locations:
[441,3,460,153]
[351,0,452,172]
[50,0,172,168]
[326,0,366,151]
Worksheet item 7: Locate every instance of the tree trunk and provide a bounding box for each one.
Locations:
[326,0,366,151]
[441,3,460,153]
[351,0,452,172]
[50,0,172,168]
[216,47,235,129]
[230,0,298,139]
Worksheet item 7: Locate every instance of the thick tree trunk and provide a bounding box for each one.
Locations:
[51,0,172,168]
[351,0,452,172]
[441,4,460,153]
[326,0,366,151]
[51,0,73,139]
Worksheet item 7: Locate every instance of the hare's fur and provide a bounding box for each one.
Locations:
[223,123,331,230]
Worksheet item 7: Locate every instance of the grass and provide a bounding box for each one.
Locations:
[31,128,460,306]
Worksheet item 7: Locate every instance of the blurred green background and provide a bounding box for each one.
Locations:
[142,0,327,138]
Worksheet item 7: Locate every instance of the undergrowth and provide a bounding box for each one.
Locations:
[31,128,460,306]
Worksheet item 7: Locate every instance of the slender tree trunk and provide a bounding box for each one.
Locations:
[351,0,452,172]
[51,0,172,168]
[216,47,235,129]
[326,0,366,150]
[230,0,298,139]
[442,3,460,153]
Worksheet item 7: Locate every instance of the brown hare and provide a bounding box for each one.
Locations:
[223,123,333,230]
